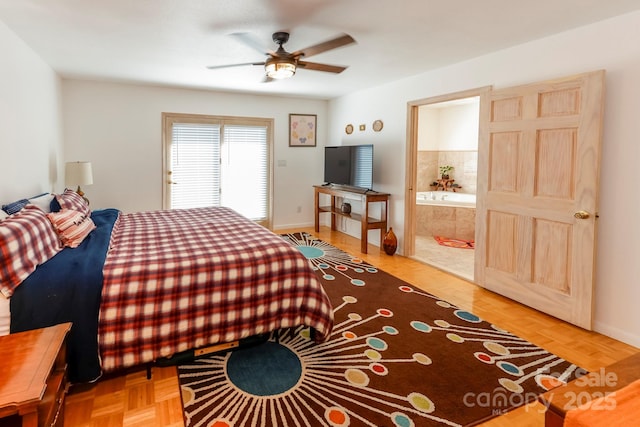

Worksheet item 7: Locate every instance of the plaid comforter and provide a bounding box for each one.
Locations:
[98,207,333,372]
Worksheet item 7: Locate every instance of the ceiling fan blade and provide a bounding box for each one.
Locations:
[297,61,347,74]
[206,62,265,70]
[292,33,356,59]
[230,32,274,56]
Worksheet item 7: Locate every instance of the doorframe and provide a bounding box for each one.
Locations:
[403,86,492,262]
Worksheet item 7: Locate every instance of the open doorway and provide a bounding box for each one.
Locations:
[405,72,603,328]
[404,87,490,282]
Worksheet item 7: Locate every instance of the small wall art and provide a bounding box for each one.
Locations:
[289,114,317,147]
[345,124,354,135]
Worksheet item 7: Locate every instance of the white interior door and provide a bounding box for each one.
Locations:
[475,71,605,329]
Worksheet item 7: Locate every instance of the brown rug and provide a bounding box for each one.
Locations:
[178,232,581,427]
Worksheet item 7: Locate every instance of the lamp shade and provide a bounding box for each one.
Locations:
[65,161,93,186]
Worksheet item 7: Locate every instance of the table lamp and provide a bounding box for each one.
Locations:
[65,161,93,204]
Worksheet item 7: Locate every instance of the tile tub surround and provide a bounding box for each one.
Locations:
[416,204,475,241]
[417,150,478,194]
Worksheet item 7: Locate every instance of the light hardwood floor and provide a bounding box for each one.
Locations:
[64,226,638,427]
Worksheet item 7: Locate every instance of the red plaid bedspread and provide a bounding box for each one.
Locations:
[98,207,333,372]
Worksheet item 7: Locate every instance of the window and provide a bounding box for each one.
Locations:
[221,124,268,221]
[169,123,221,209]
[162,113,273,227]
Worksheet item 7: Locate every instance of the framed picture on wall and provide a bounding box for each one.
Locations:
[289,114,317,147]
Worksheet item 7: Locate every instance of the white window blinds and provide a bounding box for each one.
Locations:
[166,117,270,223]
[221,125,268,221]
[170,123,221,209]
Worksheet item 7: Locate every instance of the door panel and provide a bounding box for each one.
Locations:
[536,128,576,199]
[486,210,517,273]
[489,132,520,192]
[476,71,604,329]
[533,218,571,294]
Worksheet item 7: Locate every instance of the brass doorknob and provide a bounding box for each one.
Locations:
[574,210,590,219]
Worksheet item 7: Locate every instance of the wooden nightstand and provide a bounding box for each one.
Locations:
[0,322,71,427]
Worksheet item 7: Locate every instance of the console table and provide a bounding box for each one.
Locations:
[314,185,389,254]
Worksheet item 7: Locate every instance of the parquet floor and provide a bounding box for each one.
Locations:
[64,226,638,426]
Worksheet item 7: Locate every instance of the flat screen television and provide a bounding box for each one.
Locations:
[324,144,374,191]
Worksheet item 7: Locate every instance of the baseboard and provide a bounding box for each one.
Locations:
[273,221,314,231]
[594,321,640,349]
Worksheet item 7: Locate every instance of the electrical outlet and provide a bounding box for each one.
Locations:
[296,206,301,213]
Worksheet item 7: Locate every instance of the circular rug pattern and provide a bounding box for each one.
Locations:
[226,341,302,396]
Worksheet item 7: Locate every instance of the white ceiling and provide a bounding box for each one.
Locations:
[1,0,639,99]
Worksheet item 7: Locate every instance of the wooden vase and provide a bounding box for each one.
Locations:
[383,227,398,255]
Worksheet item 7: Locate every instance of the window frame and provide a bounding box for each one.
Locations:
[161,112,274,228]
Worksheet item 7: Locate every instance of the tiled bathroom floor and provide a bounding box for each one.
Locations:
[413,235,475,282]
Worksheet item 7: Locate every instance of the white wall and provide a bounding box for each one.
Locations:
[0,20,63,203]
[62,80,328,228]
[328,11,640,347]
[419,101,480,151]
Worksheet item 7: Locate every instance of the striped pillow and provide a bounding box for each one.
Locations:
[47,209,96,248]
[56,188,91,216]
[0,205,63,297]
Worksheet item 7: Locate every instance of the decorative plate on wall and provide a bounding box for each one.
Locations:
[345,124,354,134]
[373,119,384,132]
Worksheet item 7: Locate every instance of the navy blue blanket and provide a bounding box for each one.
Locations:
[11,208,120,383]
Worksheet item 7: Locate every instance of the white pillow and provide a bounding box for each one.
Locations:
[0,210,7,221]
[28,193,55,213]
[0,294,10,336]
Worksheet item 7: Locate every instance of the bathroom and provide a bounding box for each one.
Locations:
[413,96,479,281]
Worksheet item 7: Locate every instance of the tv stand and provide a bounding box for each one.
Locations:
[314,185,390,254]
[323,183,370,194]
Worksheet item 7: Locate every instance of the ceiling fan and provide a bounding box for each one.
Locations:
[207,31,356,81]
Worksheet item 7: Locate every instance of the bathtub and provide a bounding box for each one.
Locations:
[416,191,476,208]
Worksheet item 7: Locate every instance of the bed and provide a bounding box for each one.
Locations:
[1,190,333,383]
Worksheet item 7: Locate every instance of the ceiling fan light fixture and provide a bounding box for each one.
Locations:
[208,32,355,80]
[265,59,296,79]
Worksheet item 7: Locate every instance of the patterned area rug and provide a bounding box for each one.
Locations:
[178,232,581,427]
